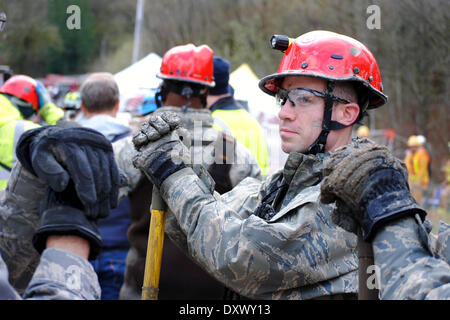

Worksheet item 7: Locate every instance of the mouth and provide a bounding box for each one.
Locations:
[279,128,298,135]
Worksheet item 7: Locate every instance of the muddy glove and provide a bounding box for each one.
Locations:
[132,112,191,189]
[33,181,104,260]
[16,126,120,219]
[320,137,426,241]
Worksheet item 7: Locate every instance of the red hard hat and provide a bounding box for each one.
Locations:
[0,75,39,110]
[259,30,387,109]
[157,44,215,87]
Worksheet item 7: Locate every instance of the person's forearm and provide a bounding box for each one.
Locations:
[0,162,46,292]
[46,235,90,260]
[372,216,450,299]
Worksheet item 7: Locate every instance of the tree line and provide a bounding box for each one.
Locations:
[0,0,448,181]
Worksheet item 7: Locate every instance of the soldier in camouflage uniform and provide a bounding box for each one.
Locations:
[0,125,121,299]
[132,31,450,300]
[130,31,391,300]
[117,44,262,300]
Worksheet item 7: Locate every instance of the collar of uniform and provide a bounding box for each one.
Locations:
[154,106,214,129]
[210,96,241,113]
[282,152,326,189]
[277,152,328,210]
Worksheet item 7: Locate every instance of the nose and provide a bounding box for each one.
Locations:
[278,100,296,121]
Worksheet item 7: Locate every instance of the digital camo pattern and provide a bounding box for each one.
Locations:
[153,107,263,186]
[373,215,450,300]
[436,221,450,265]
[0,253,21,299]
[0,162,45,293]
[113,106,263,198]
[0,165,100,300]
[159,151,359,299]
[22,248,100,300]
[116,106,262,299]
[112,135,142,201]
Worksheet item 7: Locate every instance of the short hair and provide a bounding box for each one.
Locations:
[334,81,369,122]
[80,72,119,112]
[334,81,358,104]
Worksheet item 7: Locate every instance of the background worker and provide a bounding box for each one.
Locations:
[117,44,262,300]
[0,75,64,189]
[78,72,132,300]
[63,90,82,121]
[207,56,270,176]
[404,134,431,205]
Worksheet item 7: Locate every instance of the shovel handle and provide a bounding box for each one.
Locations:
[141,188,167,300]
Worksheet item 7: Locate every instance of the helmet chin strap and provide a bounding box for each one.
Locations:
[305,81,349,155]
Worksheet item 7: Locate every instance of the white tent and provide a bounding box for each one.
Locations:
[229,63,279,121]
[114,52,162,112]
[229,64,287,174]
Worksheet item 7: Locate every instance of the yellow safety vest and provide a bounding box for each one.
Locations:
[212,108,269,176]
[0,94,40,189]
[39,102,64,125]
[412,147,430,187]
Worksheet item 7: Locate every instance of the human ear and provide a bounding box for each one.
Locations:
[333,103,360,126]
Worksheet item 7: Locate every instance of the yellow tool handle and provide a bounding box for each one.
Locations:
[141,188,167,300]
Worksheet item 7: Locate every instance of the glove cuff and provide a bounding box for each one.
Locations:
[361,168,427,240]
[143,147,187,189]
[32,206,102,260]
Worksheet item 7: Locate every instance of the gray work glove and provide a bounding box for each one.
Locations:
[132,112,191,189]
[16,126,121,219]
[320,137,426,241]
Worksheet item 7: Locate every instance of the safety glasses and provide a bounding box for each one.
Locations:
[275,87,350,108]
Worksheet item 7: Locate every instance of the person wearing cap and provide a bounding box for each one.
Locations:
[207,56,270,176]
[0,75,64,189]
[63,91,83,121]
[116,44,262,300]
[130,31,450,300]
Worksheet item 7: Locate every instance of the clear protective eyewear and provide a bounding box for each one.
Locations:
[275,87,350,108]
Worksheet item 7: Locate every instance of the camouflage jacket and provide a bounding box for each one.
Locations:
[373,215,450,300]
[114,106,263,299]
[0,163,100,299]
[158,151,359,299]
[0,248,100,300]
[0,162,44,292]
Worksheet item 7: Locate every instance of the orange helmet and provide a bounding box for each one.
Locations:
[0,75,39,110]
[259,30,387,109]
[157,44,215,87]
